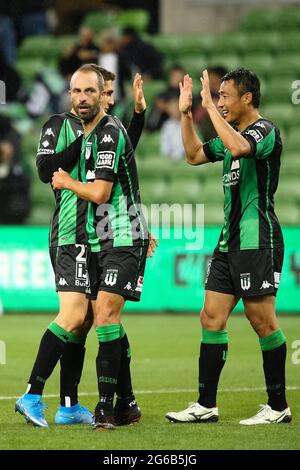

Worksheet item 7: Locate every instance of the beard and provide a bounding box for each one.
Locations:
[75,102,100,123]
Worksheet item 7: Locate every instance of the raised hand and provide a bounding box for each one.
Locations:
[179,74,193,114]
[200,69,214,110]
[133,73,146,113]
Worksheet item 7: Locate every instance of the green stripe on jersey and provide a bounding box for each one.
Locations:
[239,158,259,250]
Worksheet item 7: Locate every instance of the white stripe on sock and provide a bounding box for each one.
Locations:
[25,384,31,394]
[65,396,71,407]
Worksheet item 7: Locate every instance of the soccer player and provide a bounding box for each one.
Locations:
[165,69,291,425]
[52,64,149,430]
[15,68,150,428]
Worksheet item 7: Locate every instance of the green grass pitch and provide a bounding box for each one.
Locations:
[0,313,299,450]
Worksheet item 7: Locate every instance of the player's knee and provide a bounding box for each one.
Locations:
[55,312,86,332]
[200,308,225,330]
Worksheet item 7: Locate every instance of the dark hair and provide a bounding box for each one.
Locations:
[207,66,228,79]
[221,68,261,108]
[97,66,115,82]
[122,26,138,38]
[76,63,104,90]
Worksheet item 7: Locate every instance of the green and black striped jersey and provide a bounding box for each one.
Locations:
[36,112,86,247]
[80,114,148,252]
[203,118,284,252]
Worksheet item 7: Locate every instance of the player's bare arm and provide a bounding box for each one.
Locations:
[201,70,251,158]
[179,75,209,166]
[52,168,113,204]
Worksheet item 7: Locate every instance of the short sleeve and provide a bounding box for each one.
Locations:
[203,136,226,162]
[242,120,276,160]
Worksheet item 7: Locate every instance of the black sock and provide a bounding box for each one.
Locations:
[60,342,86,407]
[28,329,66,395]
[116,329,134,405]
[96,338,122,411]
[198,329,228,408]
[263,343,287,411]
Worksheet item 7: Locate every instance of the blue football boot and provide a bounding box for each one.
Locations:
[55,403,94,425]
[15,394,49,427]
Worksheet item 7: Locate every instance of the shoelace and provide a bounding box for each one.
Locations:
[30,399,48,417]
[254,404,271,418]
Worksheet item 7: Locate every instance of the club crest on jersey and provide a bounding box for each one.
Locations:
[135,276,144,292]
[104,269,118,286]
[96,151,116,169]
[85,143,92,160]
[100,134,114,144]
[240,273,251,291]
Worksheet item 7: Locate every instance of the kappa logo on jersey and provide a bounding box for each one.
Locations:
[255,122,266,130]
[44,128,54,137]
[124,282,132,290]
[260,280,273,289]
[58,277,69,286]
[245,128,264,143]
[42,140,50,148]
[100,134,114,144]
[86,169,95,180]
[240,273,251,291]
[104,269,118,286]
[77,130,84,137]
[96,151,116,170]
[135,276,144,293]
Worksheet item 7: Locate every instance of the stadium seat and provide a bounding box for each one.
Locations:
[16,58,47,86]
[261,104,295,131]
[203,203,224,225]
[275,202,300,225]
[212,33,248,56]
[241,54,273,79]
[285,128,300,152]
[280,153,300,177]
[115,9,150,33]
[177,56,207,80]
[18,35,61,60]
[142,81,167,109]
[207,54,239,71]
[81,11,117,31]
[240,9,280,31]
[276,178,300,203]
[240,32,280,55]
[270,55,300,78]
[263,79,296,104]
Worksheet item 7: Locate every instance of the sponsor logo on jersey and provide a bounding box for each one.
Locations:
[223,159,240,187]
[58,277,69,286]
[104,269,118,286]
[100,134,114,144]
[44,128,54,137]
[240,273,251,291]
[274,271,281,288]
[37,148,54,155]
[245,128,263,143]
[135,276,144,292]
[260,280,273,289]
[96,151,116,169]
[42,140,50,148]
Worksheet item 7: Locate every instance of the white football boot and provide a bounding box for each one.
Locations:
[240,404,292,425]
[166,402,219,423]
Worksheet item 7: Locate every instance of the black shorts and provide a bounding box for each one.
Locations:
[205,247,284,298]
[87,245,148,302]
[49,244,89,293]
